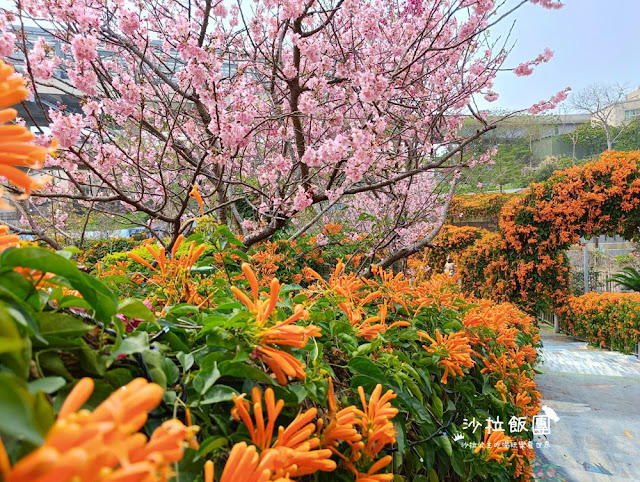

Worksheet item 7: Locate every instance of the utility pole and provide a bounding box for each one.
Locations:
[584,243,589,293]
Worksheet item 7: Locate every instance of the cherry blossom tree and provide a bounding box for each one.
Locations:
[0,0,565,266]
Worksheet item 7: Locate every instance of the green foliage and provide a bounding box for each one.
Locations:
[563,123,608,157]
[613,120,640,151]
[462,139,533,191]
[524,156,584,184]
[78,237,141,266]
[615,253,635,264]
[607,267,640,291]
[0,242,540,481]
[562,120,640,158]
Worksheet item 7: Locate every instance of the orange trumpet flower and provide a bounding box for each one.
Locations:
[419,329,475,384]
[0,224,19,252]
[473,424,512,462]
[232,264,321,384]
[189,184,205,216]
[344,454,394,482]
[354,384,398,460]
[218,442,271,482]
[0,60,54,200]
[1,377,193,482]
[230,387,336,478]
[231,264,282,325]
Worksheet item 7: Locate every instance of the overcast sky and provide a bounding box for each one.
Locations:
[479,0,640,112]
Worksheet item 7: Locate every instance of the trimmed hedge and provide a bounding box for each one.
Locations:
[560,292,640,354]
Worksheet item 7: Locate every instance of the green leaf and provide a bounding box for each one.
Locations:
[0,303,31,376]
[218,361,275,385]
[435,435,453,457]
[347,356,387,380]
[0,248,117,322]
[431,395,443,420]
[167,304,200,316]
[104,368,134,389]
[57,296,93,311]
[161,358,180,385]
[194,436,228,461]
[197,384,237,405]
[112,332,149,357]
[451,451,466,477]
[177,352,194,371]
[0,270,33,299]
[0,289,42,341]
[148,367,167,390]
[32,390,55,435]
[0,336,23,353]
[193,362,220,395]
[38,312,94,338]
[28,376,66,394]
[118,298,157,325]
[0,373,44,444]
[37,351,73,380]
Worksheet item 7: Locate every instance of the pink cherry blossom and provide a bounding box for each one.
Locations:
[5,0,563,257]
[71,34,98,62]
[49,110,85,148]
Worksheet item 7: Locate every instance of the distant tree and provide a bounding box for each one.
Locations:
[564,123,608,157]
[613,120,640,151]
[556,106,579,158]
[570,83,629,150]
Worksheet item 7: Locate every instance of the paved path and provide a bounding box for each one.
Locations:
[534,325,640,482]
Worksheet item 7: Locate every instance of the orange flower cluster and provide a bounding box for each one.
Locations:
[407,225,485,279]
[127,235,209,307]
[473,424,512,462]
[249,241,288,280]
[323,382,398,481]
[0,224,19,251]
[511,439,536,480]
[561,292,640,354]
[489,151,640,311]
[366,265,413,313]
[413,273,468,310]
[215,383,398,482]
[0,59,56,247]
[0,60,54,201]
[0,378,193,482]
[463,302,541,419]
[232,263,321,384]
[323,222,342,236]
[306,261,410,340]
[418,329,475,384]
[229,386,336,479]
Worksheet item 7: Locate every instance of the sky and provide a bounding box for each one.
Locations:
[479,0,640,112]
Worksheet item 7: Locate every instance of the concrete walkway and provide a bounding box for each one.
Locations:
[534,325,640,481]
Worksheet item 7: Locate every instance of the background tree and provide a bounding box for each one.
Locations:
[556,105,579,158]
[570,83,629,150]
[563,123,608,157]
[1,0,565,269]
[613,119,640,151]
